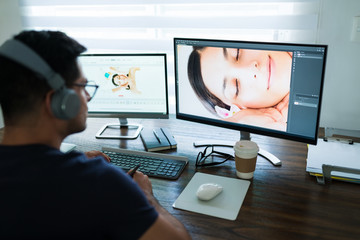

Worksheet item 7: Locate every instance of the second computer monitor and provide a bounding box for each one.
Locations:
[79,53,168,139]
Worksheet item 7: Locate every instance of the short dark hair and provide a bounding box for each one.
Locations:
[187,46,230,115]
[0,30,86,124]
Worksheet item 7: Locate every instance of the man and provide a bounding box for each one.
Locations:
[0,30,190,240]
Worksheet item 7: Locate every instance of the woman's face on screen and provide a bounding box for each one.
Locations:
[199,47,292,108]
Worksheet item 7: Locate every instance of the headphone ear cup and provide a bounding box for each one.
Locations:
[50,88,81,120]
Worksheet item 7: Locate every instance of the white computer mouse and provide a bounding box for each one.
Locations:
[196,183,223,201]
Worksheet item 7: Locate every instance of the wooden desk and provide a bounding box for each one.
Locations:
[1,117,360,239]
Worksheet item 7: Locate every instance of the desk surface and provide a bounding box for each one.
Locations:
[1,117,360,240]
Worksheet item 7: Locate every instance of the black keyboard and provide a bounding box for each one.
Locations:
[102,147,188,180]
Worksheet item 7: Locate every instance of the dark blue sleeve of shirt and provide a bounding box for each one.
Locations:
[90,159,159,239]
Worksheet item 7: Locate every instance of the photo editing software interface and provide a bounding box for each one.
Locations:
[79,54,168,118]
[174,38,327,144]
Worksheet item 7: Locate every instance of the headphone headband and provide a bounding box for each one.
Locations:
[0,39,64,90]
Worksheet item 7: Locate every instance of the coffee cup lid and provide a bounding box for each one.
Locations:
[234,140,259,158]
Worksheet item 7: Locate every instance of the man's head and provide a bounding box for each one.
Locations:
[0,30,87,128]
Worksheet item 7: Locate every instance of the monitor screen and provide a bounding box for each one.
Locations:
[78,53,168,139]
[174,38,327,145]
[79,53,168,118]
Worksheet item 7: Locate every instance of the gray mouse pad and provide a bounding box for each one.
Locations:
[173,172,250,220]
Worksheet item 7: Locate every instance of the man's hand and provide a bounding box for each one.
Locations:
[84,150,111,162]
[131,171,153,197]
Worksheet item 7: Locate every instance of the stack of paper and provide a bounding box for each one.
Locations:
[306,140,360,182]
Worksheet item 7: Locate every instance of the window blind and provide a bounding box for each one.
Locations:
[19,0,321,112]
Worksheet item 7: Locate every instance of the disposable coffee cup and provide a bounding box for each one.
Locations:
[233,140,259,179]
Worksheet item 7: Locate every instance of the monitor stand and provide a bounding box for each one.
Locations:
[95,118,143,139]
[193,131,281,166]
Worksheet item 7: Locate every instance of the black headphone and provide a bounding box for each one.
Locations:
[0,39,80,120]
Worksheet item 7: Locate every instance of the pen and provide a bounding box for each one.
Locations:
[128,164,141,178]
[153,129,161,143]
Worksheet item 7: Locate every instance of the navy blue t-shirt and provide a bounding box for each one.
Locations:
[0,144,158,239]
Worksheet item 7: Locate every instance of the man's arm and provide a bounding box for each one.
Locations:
[132,172,191,240]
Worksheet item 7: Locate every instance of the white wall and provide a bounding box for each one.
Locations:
[317,0,360,130]
[0,0,22,128]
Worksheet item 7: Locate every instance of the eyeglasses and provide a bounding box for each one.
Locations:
[72,80,99,101]
[195,145,234,168]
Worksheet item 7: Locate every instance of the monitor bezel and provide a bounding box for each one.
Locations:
[174,37,327,145]
[79,53,169,119]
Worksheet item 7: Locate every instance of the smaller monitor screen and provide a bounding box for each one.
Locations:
[174,38,327,144]
[79,54,168,118]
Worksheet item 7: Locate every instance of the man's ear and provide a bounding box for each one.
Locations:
[43,90,55,118]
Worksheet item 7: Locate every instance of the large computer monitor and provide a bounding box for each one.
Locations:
[174,38,327,164]
[79,53,168,139]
